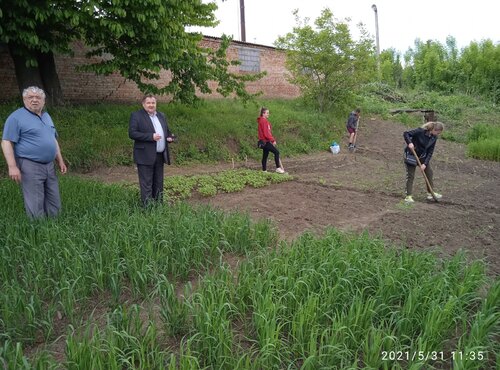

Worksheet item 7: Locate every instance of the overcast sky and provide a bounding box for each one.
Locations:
[190,0,499,53]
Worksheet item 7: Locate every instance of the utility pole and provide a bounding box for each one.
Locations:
[371,4,380,78]
[221,0,246,41]
[240,0,246,42]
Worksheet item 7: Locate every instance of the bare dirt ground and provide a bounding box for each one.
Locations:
[83,118,500,276]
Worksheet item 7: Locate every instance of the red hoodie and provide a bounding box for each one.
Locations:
[257,116,275,143]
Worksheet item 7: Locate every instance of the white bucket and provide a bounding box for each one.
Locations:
[330,144,340,154]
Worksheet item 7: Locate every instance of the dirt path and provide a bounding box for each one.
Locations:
[82,118,500,275]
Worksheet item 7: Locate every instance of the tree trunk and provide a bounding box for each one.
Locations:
[38,50,65,106]
[8,44,65,106]
[9,43,43,96]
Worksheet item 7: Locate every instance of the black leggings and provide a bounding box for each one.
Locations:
[261,142,280,171]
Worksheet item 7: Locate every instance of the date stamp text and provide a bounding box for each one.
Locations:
[381,350,487,362]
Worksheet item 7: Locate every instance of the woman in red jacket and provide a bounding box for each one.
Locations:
[257,107,285,173]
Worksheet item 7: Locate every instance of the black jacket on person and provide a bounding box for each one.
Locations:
[346,111,359,129]
[129,109,172,165]
[403,127,437,166]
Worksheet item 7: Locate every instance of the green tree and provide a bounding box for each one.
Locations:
[275,8,375,112]
[439,36,461,93]
[401,50,416,89]
[410,39,450,91]
[379,48,403,88]
[458,40,500,103]
[401,37,498,102]
[403,37,463,93]
[0,0,261,105]
[0,0,79,104]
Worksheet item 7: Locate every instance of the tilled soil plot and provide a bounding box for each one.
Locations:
[83,118,500,275]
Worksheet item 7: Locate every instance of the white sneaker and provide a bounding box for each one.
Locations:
[404,195,414,203]
[275,168,285,174]
[427,192,442,200]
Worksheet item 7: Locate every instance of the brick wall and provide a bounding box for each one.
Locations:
[0,37,300,103]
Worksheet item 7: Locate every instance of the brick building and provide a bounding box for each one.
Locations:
[0,36,300,103]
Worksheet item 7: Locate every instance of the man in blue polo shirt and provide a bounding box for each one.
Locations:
[1,86,67,218]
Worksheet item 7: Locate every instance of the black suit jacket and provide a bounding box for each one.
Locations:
[129,109,171,165]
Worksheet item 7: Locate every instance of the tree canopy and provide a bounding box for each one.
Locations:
[380,37,499,103]
[0,0,261,104]
[275,8,375,112]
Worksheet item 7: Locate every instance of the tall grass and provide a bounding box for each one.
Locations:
[228,231,498,369]
[1,177,498,368]
[467,124,500,161]
[0,99,343,173]
[468,139,500,161]
[2,93,498,172]
[0,176,276,346]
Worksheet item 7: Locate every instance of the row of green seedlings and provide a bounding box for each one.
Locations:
[2,229,498,369]
[0,177,277,348]
[164,169,292,200]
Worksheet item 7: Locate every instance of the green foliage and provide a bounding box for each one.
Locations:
[411,39,455,91]
[358,87,500,161]
[386,37,499,104]
[0,99,343,172]
[379,49,404,88]
[275,8,375,112]
[458,40,500,103]
[0,0,79,62]
[455,280,500,369]
[399,91,499,143]
[1,90,498,172]
[164,99,344,165]
[52,104,137,171]
[164,169,293,200]
[468,139,500,161]
[466,124,500,161]
[467,123,500,142]
[0,0,262,103]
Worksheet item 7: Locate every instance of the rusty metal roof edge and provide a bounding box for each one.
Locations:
[202,35,278,50]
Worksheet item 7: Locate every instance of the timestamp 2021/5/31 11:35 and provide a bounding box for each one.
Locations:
[381,350,488,362]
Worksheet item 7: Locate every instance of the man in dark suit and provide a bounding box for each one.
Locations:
[129,94,174,206]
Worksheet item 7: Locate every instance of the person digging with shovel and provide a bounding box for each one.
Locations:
[403,121,445,203]
[346,108,361,151]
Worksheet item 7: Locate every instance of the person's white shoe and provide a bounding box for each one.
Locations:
[275,168,285,174]
[427,192,442,200]
[404,195,414,203]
